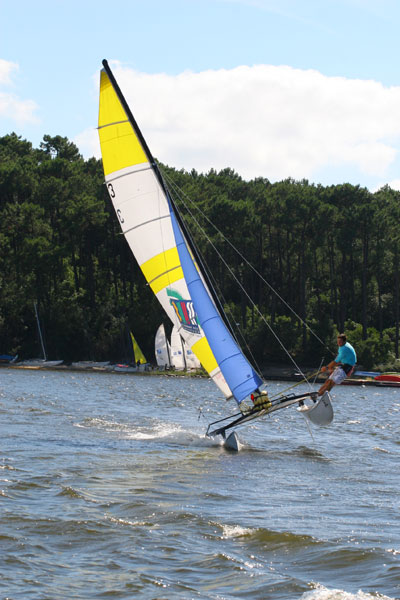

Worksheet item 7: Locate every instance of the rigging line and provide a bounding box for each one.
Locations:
[163,175,308,382]
[313,357,325,384]
[163,172,332,357]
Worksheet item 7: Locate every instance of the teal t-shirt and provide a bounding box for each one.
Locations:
[336,342,356,366]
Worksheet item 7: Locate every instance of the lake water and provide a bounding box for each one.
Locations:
[1,367,399,599]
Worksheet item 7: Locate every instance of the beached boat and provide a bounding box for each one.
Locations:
[155,324,171,369]
[374,373,400,387]
[170,325,186,371]
[17,302,63,368]
[71,361,111,370]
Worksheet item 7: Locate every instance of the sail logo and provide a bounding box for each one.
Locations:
[169,297,200,334]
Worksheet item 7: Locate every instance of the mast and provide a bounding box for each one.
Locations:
[164,325,171,367]
[34,301,47,361]
[101,59,234,338]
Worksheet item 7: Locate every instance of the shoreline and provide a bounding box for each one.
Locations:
[1,361,398,387]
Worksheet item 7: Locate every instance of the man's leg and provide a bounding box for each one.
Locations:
[318,378,335,396]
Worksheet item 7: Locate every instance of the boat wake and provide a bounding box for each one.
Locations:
[75,415,216,447]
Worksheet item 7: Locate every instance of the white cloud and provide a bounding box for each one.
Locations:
[372,179,400,193]
[88,62,400,183]
[74,127,100,159]
[0,59,39,124]
[0,58,17,85]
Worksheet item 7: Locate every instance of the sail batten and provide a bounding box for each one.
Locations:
[106,165,153,184]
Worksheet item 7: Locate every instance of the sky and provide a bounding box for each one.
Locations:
[1,0,400,191]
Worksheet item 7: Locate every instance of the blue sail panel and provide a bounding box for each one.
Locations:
[170,208,262,404]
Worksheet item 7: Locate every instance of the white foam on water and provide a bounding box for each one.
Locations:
[128,422,183,440]
[221,524,254,539]
[373,446,390,453]
[301,583,394,600]
[74,414,218,447]
[75,416,126,430]
[105,514,158,528]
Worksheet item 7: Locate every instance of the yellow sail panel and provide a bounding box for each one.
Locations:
[98,69,147,176]
[150,268,184,295]
[140,247,185,294]
[141,247,181,283]
[192,337,218,374]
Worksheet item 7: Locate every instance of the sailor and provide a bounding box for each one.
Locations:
[317,334,356,396]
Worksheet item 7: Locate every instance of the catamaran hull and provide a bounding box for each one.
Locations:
[224,431,241,451]
[297,392,333,426]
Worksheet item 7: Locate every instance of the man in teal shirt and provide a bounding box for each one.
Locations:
[318,333,357,396]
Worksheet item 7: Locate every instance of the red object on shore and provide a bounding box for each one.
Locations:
[374,373,400,386]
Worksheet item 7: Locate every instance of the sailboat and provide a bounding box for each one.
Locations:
[184,340,202,370]
[98,60,332,450]
[114,331,149,372]
[155,324,171,369]
[130,331,148,369]
[155,323,201,371]
[17,302,63,368]
[170,325,186,371]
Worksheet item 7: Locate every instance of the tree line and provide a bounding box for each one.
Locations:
[0,132,399,370]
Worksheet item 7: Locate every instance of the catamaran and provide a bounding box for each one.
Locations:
[97,59,332,450]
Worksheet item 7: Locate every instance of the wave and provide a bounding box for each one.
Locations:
[104,514,157,528]
[301,583,395,600]
[57,486,99,504]
[214,521,319,549]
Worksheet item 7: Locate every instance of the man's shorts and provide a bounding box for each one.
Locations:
[329,366,348,385]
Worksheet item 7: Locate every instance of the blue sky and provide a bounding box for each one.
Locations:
[1,0,400,190]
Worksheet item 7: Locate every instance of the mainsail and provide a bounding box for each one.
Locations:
[98,60,262,405]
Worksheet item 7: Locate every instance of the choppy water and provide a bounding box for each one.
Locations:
[1,367,399,600]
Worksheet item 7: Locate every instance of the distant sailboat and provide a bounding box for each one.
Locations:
[130,332,147,368]
[170,326,186,371]
[17,302,63,368]
[154,324,201,371]
[184,343,201,370]
[170,326,201,371]
[155,324,171,369]
[114,331,148,372]
[98,60,332,450]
